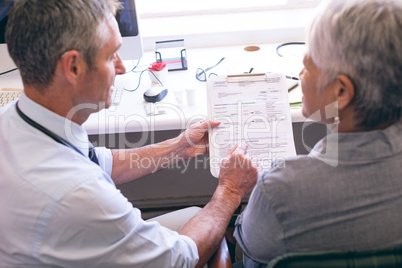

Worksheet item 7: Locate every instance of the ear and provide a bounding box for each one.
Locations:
[59,50,86,85]
[335,74,355,110]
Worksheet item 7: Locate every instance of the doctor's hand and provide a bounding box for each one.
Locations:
[175,119,220,159]
[218,144,258,199]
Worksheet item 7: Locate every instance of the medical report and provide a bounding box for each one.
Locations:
[207,73,296,177]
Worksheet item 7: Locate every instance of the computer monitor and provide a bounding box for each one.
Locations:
[0,0,143,74]
[0,1,16,74]
[116,0,144,61]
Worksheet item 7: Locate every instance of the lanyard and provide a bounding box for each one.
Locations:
[15,102,99,165]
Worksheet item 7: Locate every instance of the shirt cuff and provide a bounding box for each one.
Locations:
[179,234,200,264]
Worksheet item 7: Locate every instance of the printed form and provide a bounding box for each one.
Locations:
[207,73,296,177]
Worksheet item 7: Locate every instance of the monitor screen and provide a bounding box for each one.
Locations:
[0,0,12,44]
[0,13,8,44]
[0,0,143,73]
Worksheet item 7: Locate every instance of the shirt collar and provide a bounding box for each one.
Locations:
[18,92,90,157]
[310,119,402,163]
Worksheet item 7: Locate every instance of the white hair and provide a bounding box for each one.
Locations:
[306,0,402,128]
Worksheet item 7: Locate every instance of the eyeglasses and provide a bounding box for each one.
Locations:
[196,57,225,82]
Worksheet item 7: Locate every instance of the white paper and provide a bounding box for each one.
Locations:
[207,73,296,178]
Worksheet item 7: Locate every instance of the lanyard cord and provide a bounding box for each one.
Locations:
[15,102,98,164]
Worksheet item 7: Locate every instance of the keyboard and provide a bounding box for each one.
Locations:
[111,86,123,106]
[0,90,22,108]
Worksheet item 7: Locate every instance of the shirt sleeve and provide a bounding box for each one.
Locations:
[234,172,287,266]
[94,146,113,176]
[37,174,199,268]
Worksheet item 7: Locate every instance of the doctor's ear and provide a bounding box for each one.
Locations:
[60,50,85,83]
[335,75,355,110]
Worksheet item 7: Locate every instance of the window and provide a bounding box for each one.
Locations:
[137,0,321,17]
[137,0,322,50]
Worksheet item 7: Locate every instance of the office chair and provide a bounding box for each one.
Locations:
[267,246,402,268]
[208,239,233,268]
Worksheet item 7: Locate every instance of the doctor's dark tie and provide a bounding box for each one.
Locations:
[88,144,99,165]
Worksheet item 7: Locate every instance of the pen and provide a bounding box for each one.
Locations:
[286,75,299,80]
[290,101,302,107]
[288,82,299,93]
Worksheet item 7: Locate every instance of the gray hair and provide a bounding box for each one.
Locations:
[6,0,122,91]
[307,0,402,129]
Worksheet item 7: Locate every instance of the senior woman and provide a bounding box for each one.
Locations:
[233,0,402,267]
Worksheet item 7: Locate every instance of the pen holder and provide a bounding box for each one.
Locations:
[148,68,168,84]
[148,61,168,84]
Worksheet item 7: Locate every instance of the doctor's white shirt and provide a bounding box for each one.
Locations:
[0,93,199,267]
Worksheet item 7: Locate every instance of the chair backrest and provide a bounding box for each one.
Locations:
[268,246,402,268]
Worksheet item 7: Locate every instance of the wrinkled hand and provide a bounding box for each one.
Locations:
[218,144,258,199]
[176,119,220,159]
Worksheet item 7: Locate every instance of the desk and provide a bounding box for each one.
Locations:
[85,43,306,135]
[0,43,327,218]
